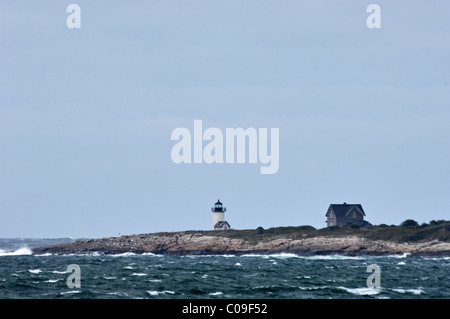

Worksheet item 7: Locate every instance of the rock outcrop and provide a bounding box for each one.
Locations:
[32,233,450,257]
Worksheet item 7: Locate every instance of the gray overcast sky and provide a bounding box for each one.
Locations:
[0,1,449,238]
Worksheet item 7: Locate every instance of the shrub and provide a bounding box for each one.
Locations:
[430,220,445,226]
[401,219,419,227]
[297,225,316,231]
[256,226,264,234]
[349,224,360,229]
[378,224,389,228]
[401,231,429,242]
[327,226,340,231]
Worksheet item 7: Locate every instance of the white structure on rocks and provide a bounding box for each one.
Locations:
[212,199,230,230]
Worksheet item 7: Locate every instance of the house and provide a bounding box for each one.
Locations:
[214,221,231,230]
[325,202,370,227]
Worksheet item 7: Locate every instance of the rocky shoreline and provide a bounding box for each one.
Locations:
[32,233,450,257]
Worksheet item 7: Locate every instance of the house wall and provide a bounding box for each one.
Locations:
[327,217,336,227]
[326,211,336,227]
[336,215,364,227]
[327,206,366,227]
[214,222,230,230]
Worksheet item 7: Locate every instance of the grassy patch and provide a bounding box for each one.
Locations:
[152,221,450,244]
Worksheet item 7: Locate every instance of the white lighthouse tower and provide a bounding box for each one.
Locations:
[211,199,230,230]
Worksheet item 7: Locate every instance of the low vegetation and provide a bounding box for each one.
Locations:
[154,220,449,244]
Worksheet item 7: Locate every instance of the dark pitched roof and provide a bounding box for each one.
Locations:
[215,199,223,205]
[327,204,365,217]
[214,221,231,229]
[215,221,230,227]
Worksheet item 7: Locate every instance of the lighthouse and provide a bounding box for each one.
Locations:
[211,199,231,230]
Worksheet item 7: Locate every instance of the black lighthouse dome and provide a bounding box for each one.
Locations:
[212,199,226,212]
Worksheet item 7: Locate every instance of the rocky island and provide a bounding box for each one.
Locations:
[33,221,450,257]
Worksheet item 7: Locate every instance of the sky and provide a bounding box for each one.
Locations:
[0,1,449,238]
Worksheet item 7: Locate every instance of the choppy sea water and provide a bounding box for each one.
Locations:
[0,238,448,299]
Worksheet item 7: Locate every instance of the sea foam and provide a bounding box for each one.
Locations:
[28,269,42,274]
[112,252,136,257]
[387,252,411,258]
[339,286,381,296]
[52,270,69,274]
[392,288,424,295]
[0,247,32,257]
[45,279,60,283]
[146,290,175,296]
[301,255,364,260]
[242,253,300,259]
[60,290,81,295]
[209,292,223,296]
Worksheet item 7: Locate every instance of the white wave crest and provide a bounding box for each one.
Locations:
[142,252,162,256]
[57,252,101,257]
[52,270,69,274]
[422,256,450,261]
[130,272,147,276]
[28,269,43,274]
[124,265,135,269]
[184,254,238,258]
[148,279,162,282]
[60,290,81,295]
[209,292,223,296]
[147,290,175,296]
[241,254,269,258]
[112,252,136,257]
[298,286,328,291]
[387,252,411,258]
[0,247,32,256]
[106,292,128,297]
[339,286,381,296]
[45,279,60,283]
[392,288,424,295]
[301,255,364,260]
[269,253,300,259]
[242,253,300,259]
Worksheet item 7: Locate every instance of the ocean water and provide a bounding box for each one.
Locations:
[0,238,448,299]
